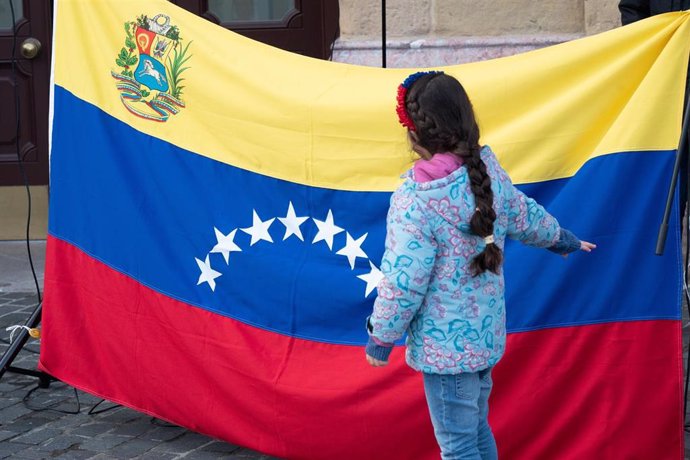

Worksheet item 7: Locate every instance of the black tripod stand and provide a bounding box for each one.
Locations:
[0,303,51,387]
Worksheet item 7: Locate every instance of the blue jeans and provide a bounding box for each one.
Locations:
[422,369,498,460]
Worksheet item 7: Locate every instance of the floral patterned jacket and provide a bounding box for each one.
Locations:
[366,145,578,374]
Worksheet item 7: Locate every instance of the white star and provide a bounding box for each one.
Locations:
[278,202,309,241]
[312,210,344,250]
[241,210,275,246]
[195,255,222,291]
[357,261,384,297]
[336,232,368,269]
[210,227,242,264]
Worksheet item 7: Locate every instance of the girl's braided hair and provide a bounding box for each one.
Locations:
[404,73,502,276]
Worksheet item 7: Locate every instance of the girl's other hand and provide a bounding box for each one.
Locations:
[580,241,596,252]
[366,355,389,367]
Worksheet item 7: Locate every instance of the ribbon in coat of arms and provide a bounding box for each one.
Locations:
[112,14,191,122]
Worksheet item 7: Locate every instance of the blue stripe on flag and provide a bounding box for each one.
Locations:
[49,86,681,344]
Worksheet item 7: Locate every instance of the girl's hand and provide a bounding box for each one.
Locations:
[580,241,596,252]
[562,240,596,258]
[366,355,389,367]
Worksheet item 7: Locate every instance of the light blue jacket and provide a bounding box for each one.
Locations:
[366,146,579,374]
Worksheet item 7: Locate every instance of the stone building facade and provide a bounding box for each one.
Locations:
[334,0,622,66]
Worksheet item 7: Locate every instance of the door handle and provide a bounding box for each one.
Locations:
[20,38,41,59]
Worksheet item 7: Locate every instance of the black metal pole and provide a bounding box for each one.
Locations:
[656,92,690,255]
[0,302,51,386]
[382,0,386,68]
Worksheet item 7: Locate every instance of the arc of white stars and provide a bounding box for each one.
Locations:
[336,231,368,270]
[210,227,242,264]
[200,204,382,299]
[312,209,344,250]
[241,210,275,246]
[278,201,309,241]
[195,255,222,291]
[357,261,384,297]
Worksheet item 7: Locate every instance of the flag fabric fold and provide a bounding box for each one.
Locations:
[41,1,688,458]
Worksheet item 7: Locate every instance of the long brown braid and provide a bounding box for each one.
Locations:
[405,73,502,276]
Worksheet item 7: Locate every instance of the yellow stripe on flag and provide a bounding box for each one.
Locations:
[53,1,690,190]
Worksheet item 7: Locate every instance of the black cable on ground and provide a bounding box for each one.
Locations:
[87,399,120,416]
[23,383,81,415]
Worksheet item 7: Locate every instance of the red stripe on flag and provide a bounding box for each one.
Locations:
[492,321,684,460]
[39,237,683,459]
[39,236,437,459]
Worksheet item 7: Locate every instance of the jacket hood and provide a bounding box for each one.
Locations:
[405,165,476,235]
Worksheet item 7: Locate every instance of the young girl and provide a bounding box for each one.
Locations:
[365,71,595,460]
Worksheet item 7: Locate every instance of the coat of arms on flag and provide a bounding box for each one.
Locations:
[111,14,191,122]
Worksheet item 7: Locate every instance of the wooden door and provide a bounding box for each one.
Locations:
[174,0,340,59]
[0,0,52,186]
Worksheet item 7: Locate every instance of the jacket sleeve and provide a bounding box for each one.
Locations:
[547,228,582,255]
[505,184,562,249]
[487,147,579,253]
[366,189,437,361]
[618,0,650,25]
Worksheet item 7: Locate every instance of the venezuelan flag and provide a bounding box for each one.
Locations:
[41,1,688,458]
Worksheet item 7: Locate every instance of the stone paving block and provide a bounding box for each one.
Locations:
[201,440,242,454]
[4,356,40,369]
[176,451,225,459]
[0,293,34,302]
[107,438,160,457]
[78,434,130,452]
[110,418,155,437]
[2,415,57,434]
[135,451,177,460]
[155,431,214,453]
[10,427,63,445]
[0,397,22,410]
[0,313,32,325]
[0,401,34,423]
[0,430,18,442]
[52,449,101,460]
[0,441,28,459]
[12,446,56,459]
[0,382,23,392]
[227,448,275,459]
[145,425,187,442]
[95,407,143,424]
[70,422,115,437]
[87,454,120,460]
[38,415,87,433]
[4,387,42,402]
[35,434,85,452]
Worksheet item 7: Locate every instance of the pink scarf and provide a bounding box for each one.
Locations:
[413,153,464,182]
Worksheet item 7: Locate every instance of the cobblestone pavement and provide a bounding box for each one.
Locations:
[0,292,280,460]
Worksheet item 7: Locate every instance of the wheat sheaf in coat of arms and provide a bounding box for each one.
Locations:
[111,14,192,122]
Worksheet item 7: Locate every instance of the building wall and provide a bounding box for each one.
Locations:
[0,186,48,240]
[334,0,622,66]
